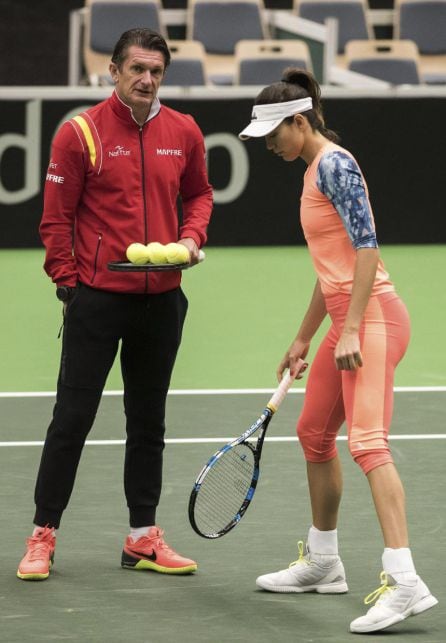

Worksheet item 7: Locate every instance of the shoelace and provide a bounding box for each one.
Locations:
[26,535,53,561]
[364,571,396,605]
[138,528,175,554]
[289,540,310,569]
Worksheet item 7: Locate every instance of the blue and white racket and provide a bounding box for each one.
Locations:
[188,361,307,539]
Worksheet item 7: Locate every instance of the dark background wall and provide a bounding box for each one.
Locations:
[0,1,436,248]
[0,0,84,86]
[1,93,445,247]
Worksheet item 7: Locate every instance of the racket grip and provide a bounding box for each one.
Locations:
[267,359,305,413]
[198,249,206,262]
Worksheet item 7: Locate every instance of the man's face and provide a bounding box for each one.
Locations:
[110,46,166,114]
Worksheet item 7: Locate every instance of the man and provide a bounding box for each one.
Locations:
[17,29,213,581]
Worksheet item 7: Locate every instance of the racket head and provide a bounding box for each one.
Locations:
[188,412,272,539]
[188,370,304,539]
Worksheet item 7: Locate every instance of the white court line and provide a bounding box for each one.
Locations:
[1,386,446,398]
[0,434,445,447]
[1,389,444,446]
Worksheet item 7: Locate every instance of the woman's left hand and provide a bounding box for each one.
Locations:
[335,330,363,371]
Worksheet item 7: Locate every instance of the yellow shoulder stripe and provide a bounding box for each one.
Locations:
[73,115,96,167]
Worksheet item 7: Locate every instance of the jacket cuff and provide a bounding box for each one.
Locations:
[179,231,203,248]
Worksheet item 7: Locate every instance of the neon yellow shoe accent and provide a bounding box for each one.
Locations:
[132,559,198,574]
[17,560,53,580]
[289,540,309,568]
[364,571,396,605]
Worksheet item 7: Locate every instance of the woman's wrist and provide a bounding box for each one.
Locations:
[342,326,360,335]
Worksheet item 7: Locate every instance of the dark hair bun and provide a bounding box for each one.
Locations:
[282,67,311,89]
[281,67,321,104]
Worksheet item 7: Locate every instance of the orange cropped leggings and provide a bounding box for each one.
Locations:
[297,292,411,475]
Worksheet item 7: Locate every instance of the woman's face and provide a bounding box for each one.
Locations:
[265,117,304,162]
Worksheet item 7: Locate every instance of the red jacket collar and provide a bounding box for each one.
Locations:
[109,90,161,126]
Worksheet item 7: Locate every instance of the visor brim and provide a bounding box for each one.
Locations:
[238,117,285,140]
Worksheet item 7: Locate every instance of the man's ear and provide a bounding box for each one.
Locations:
[109,63,119,83]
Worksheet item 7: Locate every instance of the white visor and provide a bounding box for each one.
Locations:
[238,97,313,140]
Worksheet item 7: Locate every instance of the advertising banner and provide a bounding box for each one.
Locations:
[0,93,445,247]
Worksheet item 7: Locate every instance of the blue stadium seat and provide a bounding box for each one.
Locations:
[186,0,268,84]
[84,0,166,85]
[296,0,371,54]
[164,40,208,85]
[345,40,421,85]
[395,0,446,83]
[235,39,312,84]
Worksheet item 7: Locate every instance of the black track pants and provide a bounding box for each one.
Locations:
[33,283,188,529]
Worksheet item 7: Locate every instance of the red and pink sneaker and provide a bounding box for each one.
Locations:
[17,526,56,581]
[121,526,197,574]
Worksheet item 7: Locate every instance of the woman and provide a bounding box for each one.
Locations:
[238,68,437,634]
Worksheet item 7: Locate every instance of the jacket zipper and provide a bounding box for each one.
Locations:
[139,126,149,293]
[91,233,102,283]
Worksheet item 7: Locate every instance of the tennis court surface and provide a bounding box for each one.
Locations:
[0,389,444,642]
[1,246,445,641]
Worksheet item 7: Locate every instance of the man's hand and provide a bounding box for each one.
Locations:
[179,238,199,264]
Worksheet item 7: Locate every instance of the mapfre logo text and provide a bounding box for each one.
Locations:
[46,173,64,184]
[157,148,183,156]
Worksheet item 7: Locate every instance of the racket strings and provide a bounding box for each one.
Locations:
[193,443,256,535]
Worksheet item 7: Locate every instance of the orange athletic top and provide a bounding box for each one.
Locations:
[300,142,394,298]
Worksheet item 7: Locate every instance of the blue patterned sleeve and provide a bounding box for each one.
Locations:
[316,151,378,249]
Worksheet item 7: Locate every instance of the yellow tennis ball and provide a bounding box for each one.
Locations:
[165,243,190,264]
[146,242,168,264]
[126,243,150,265]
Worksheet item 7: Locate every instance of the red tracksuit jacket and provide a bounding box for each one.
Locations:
[40,91,213,294]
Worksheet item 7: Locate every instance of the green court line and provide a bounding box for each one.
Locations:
[1,246,445,390]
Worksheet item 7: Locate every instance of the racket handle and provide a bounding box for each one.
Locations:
[267,359,306,413]
[198,249,206,262]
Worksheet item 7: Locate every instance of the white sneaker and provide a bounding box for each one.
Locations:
[256,541,348,594]
[350,571,438,633]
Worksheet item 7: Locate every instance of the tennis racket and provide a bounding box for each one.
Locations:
[188,360,307,539]
[108,249,206,272]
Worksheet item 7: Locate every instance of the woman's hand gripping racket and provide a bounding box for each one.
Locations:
[188,360,307,539]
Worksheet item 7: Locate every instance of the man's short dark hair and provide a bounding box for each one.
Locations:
[111,28,171,69]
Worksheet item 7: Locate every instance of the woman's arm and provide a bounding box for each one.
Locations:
[316,151,381,371]
[277,279,327,380]
[335,247,379,370]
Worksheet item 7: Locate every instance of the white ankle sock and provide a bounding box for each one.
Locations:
[130,526,153,542]
[382,547,417,586]
[308,526,339,556]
